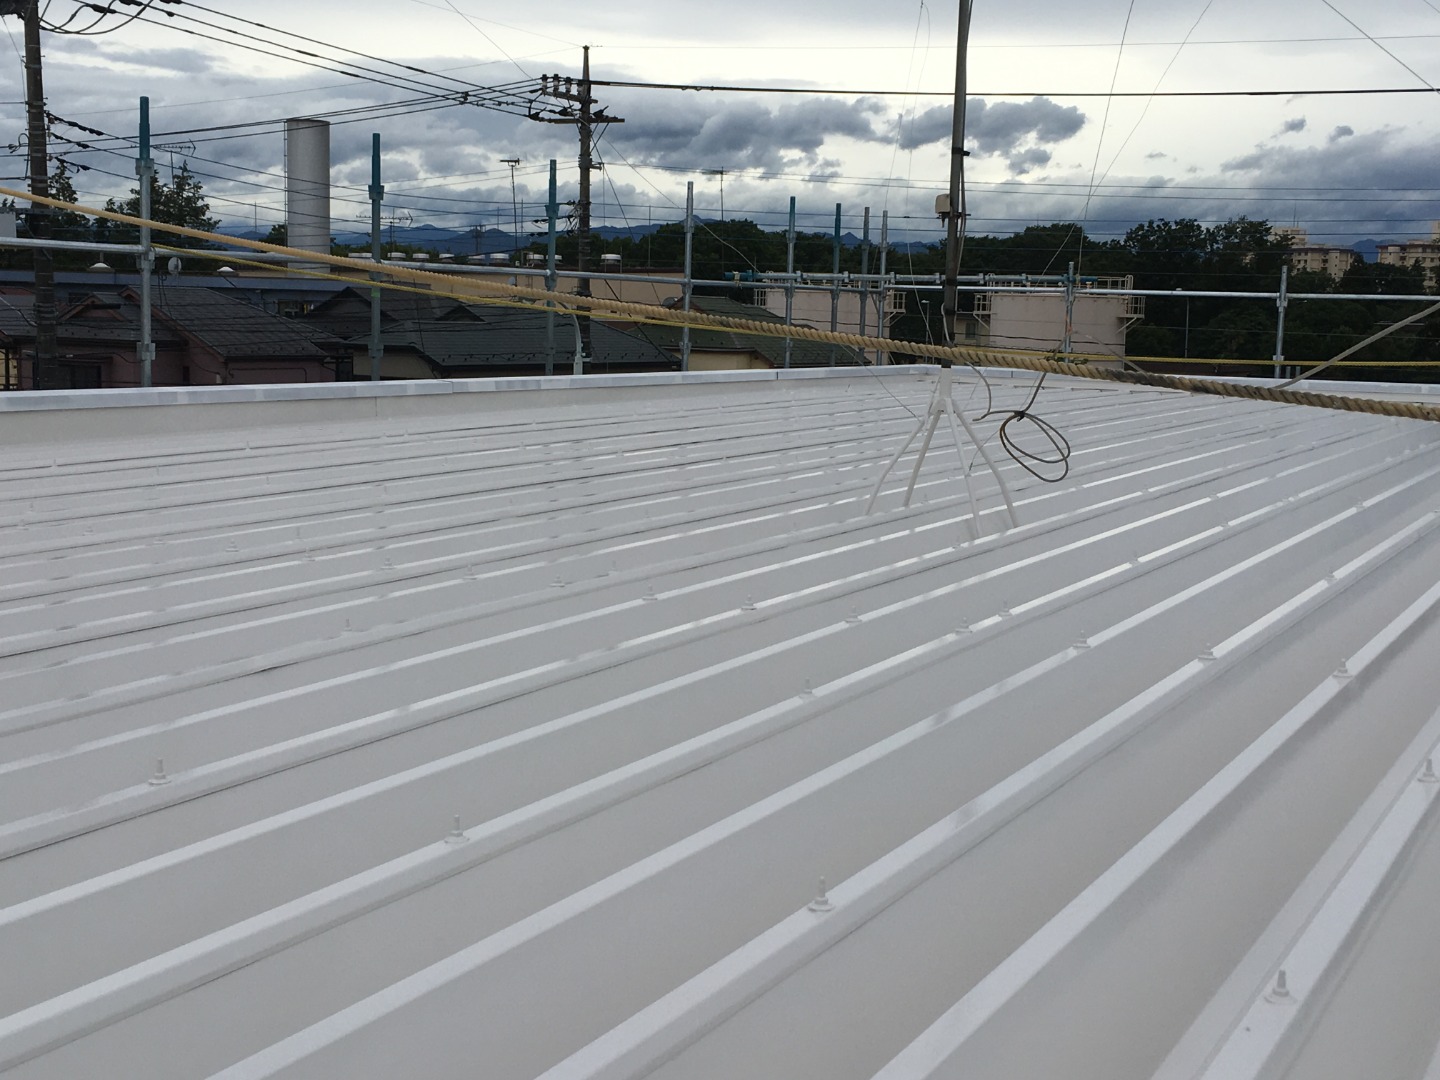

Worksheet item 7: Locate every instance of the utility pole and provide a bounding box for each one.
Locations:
[858,206,871,364]
[830,203,841,366]
[682,181,693,371]
[876,210,889,365]
[368,133,384,382]
[940,0,973,356]
[501,157,520,256]
[545,158,557,376]
[784,195,796,369]
[3,0,59,389]
[534,47,624,369]
[137,98,155,387]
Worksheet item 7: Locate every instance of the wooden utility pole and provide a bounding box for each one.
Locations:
[2,0,59,389]
[534,47,623,365]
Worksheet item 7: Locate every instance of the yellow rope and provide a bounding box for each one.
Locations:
[9,184,1440,423]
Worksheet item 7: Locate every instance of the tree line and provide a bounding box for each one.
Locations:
[575,215,1440,374]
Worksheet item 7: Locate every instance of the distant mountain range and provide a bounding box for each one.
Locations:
[211,221,1381,261]
[211,220,914,256]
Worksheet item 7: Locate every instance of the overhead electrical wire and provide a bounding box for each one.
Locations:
[113,3,545,120]
[150,0,539,102]
[40,0,155,36]
[591,78,1440,99]
[1319,1,1437,91]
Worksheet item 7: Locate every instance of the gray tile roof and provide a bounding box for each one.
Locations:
[145,287,345,360]
[635,295,865,367]
[362,309,677,372]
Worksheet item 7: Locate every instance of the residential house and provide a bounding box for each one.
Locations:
[0,286,348,389]
[637,295,865,370]
[303,286,677,378]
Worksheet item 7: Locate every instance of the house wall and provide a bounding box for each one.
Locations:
[686,350,772,372]
[759,288,898,362]
[227,361,338,385]
[985,292,1132,360]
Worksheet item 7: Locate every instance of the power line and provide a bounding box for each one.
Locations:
[121,5,544,120]
[1319,1,1437,91]
[156,0,537,101]
[592,77,1440,99]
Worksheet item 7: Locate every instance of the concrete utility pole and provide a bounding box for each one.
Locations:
[137,98,155,387]
[940,0,973,358]
[2,0,59,389]
[784,196,796,369]
[368,133,384,382]
[682,181,693,372]
[535,47,624,368]
[501,157,520,255]
[546,158,558,376]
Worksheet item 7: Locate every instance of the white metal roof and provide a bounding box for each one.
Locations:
[2,368,1438,1080]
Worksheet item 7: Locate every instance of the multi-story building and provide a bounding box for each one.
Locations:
[1273,227,1360,279]
[1376,222,1440,286]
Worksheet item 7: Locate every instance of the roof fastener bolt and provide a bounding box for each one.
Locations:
[445,815,468,845]
[1074,632,1092,650]
[643,585,658,602]
[1199,645,1217,662]
[807,877,834,913]
[801,679,815,698]
[846,608,861,624]
[998,601,1012,617]
[383,557,395,570]
[1420,757,1438,784]
[1266,968,1292,1002]
[148,757,170,786]
[742,595,756,611]
[1334,659,1353,680]
[226,540,238,553]
[551,575,565,589]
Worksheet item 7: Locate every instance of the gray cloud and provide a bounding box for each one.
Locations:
[606,94,885,172]
[898,97,1084,174]
[1007,147,1052,175]
[1329,125,1354,142]
[1278,117,1306,135]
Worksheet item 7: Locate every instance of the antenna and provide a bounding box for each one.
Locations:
[864,1,1018,534]
[154,139,195,184]
[352,208,413,247]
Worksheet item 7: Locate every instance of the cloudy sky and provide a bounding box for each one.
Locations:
[2,0,1438,249]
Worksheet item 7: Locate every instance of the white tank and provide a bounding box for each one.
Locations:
[284,119,331,264]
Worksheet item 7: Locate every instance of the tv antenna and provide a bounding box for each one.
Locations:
[865,0,1018,534]
[353,207,413,246]
[154,139,195,183]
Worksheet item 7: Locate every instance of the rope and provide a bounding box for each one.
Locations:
[6,182,1440,424]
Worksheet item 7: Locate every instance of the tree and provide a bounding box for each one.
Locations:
[263,223,287,246]
[97,162,219,248]
[0,160,93,270]
[47,161,92,242]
